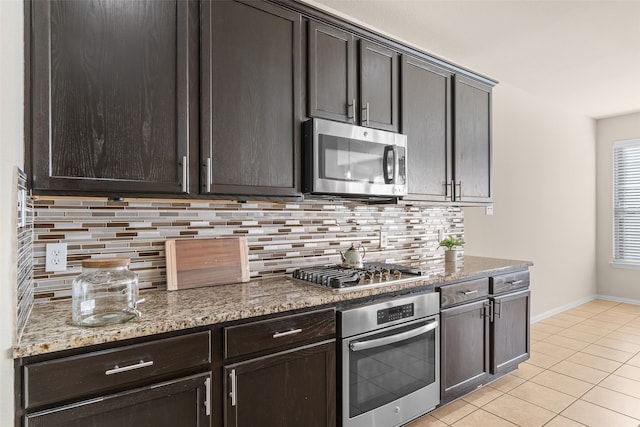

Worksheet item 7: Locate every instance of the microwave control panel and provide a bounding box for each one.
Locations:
[377,303,414,324]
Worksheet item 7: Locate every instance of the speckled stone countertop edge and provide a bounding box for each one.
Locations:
[14,255,532,359]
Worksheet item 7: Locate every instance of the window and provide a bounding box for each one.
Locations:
[613,138,640,267]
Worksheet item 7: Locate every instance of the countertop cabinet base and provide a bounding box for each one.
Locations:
[224,340,336,427]
[223,308,336,427]
[17,331,212,427]
[491,289,531,375]
[438,271,530,404]
[25,373,211,427]
[440,299,490,400]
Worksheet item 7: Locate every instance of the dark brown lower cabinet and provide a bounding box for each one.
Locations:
[24,373,211,427]
[491,289,531,375]
[224,340,336,427]
[440,279,531,404]
[440,299,491,400]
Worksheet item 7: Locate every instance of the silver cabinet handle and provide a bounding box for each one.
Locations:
[229,369,237,407]
[362,102,370,126]
[181,155,188,193]
[350,320,438,352]
[204,376,211,416]
[495,299,502,319]
[454,181,462,200]
[462,290,478,295]
[273,328,302,339]
[483,301,491,318]
[105,360,154,376]
[348,98,356,123]
[510,280,523,285]
[205,157,212,193]
[489,300,495,323]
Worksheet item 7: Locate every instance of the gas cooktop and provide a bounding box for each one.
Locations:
[291,262,426,291]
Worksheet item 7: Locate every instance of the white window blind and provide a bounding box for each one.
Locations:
[613,138,640,267]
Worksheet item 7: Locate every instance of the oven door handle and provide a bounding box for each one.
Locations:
[349,320,438,352]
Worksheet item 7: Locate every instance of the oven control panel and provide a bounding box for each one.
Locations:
[377,303,414,324]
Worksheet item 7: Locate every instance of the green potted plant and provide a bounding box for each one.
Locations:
[439,235,464,263]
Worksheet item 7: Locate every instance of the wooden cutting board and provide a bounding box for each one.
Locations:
[165,237,250,291]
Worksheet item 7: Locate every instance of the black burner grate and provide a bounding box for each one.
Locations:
[292,262,424,289]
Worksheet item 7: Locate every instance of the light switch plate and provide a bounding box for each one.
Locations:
[46,243,67,272]
[485,204,494,216]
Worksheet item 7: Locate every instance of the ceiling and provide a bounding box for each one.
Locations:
[309,0,640,119]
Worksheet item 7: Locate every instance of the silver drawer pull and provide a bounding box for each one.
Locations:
[510,280,523,285]
[229,369,237,407]
[462,290,478,295]
[105,360,154,376]
[273,328,302,339]
[181,155,188,193]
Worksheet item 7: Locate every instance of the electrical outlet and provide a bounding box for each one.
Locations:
[379,229,388,249]
[46,243,67,272]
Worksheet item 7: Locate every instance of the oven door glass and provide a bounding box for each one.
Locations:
[319,134,396,185]
[347,317,437,418]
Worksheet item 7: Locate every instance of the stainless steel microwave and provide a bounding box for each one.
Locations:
[303,118,407,198]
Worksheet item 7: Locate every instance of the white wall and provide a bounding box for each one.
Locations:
[0,0,23,423]
[596,112,640,301]
[464,83,597,316]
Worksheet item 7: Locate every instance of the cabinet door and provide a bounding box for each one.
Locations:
[401,56,452,201]
[453,75,492,203]
[308,21,355,123]
[25,373,211,427]
[224,340,336,427]
[30,0,196,195]
[359,40,399,132]
[491,290,530,375]
[440,299,490,401]
[201,0,302,197]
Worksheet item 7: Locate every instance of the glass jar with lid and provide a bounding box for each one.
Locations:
[72,258,142,327]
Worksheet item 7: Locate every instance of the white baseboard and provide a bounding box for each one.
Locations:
[530,295,598,323]
[596,294,640,305]
[531,294,640,324]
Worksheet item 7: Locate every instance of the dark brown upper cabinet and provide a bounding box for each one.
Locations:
[453,75,493,203]
[29,0,198,196]
[360,40,400,132]
[402,58,492,204]
[307,21,355,124]
[200,0,302,198]
[307,22,399,132]
[401,56,452,201]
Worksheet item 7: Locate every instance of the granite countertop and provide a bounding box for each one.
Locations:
[15,255,532,359]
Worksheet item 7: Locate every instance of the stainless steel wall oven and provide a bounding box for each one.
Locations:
[339,293,440,427]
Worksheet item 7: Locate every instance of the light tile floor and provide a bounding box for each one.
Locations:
[405,299,640,427]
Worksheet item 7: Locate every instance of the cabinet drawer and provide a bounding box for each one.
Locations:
[224,308,335,359]
[24,331,211,409]
[490,271,530,295]
[439,278,489,308]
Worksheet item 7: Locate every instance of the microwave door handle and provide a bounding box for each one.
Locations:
[349,320,438,352]
[383,146,396,184]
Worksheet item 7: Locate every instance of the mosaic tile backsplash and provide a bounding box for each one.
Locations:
[31,198,464,302]
[17,169,34,342]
